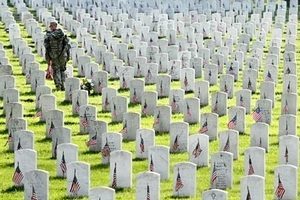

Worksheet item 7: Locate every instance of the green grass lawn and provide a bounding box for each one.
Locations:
[0,4,299,200]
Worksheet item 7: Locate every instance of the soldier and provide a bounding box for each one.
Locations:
[44,20,70,91]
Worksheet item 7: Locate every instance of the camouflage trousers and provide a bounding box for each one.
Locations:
[52,65,66,90]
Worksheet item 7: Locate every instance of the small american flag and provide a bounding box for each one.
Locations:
[282,100,288,114]
[258,137,262,147]
[139,135,144,153]
[246,186,252,200]
[208,70,212,80]
[60,152,67,176]
[132,89,138,103]
[224,82,228,93]
[75,102,80,114]
[152,111,160,128]
[186,103,192,117]
[142,101,148,115]
[146,184,150,200]
[172,135,179,151]
[192,139,202,158]
[137,64,142,76]
[248,156,255,175]
[275,174,285,199]
[120,121,127,134]
[101,138,111,158]
[149,155,154,171]
[17,138,22,150]
[104,96,109,110]
[146,69,152,82]
[8,109,13,121]
[4,132,12,146]
[223,135,230,152]
[213,95,218,112]
[68,87,72,100]
[265,71,273,81]
[199,120,208,133]
[31,185,38,200]
[227,114,237,129]
[184,74,188,89]
[284,146,288,164]
[171,96,178,111]
[211,163,217,185]
[239,95,244,107]
[247,79,252,90]
[122,76,127,88]
[252,106,262,122]
[287,81,291,93]
[111,163,117,189]
[175,169,184,192]
[86,134,97,147]
[35,108,42,118]
[160,81,163,94]
[70,170,80,195]
[12,162,23,185]
[98,80,103,93]
[48,121,55,136]
[53,139,58,159]
[112,104,117,117]
[75,96,80,113]
[80,116,89,128]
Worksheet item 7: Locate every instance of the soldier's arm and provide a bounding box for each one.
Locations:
[44,34,51,64]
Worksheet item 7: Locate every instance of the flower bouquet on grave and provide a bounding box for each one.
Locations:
[80,78,94,95]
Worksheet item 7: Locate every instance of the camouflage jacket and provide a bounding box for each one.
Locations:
[44,29,70,66]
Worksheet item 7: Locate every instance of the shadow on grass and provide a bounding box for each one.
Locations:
[3,44,12,49]
[64,121,78,125]
[32,121,45,125]
[91,163,109,170]
[270,141,279,146]
[50,176,65,181]
[23,91,36,96]
[37,137,52,143]
[4,162,14,167]
[184,90,194,95]
[98,110,110,114]
[82,150,98,155]
[0,126,8,135]
[132,157,146,162]
[61,195,86,199]
[0,130,8,136]
[154,131,169,136]
[128,102,140,108]
[68,34,76,39]
[59,100,71,106]
[108,121,121,126]
[24,114,35,118]
[170,195,194,199]
[108,77,119,81]
[22,98,34,102]
[88,93,99,97]
[2,185,24,193]
[117,88,129,93]
[234,179,241,185]
[122,139,135,144]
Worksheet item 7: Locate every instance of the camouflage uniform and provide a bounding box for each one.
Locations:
[44,29,70,90]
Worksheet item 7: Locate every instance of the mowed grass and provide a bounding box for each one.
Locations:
[0,5,299,200]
